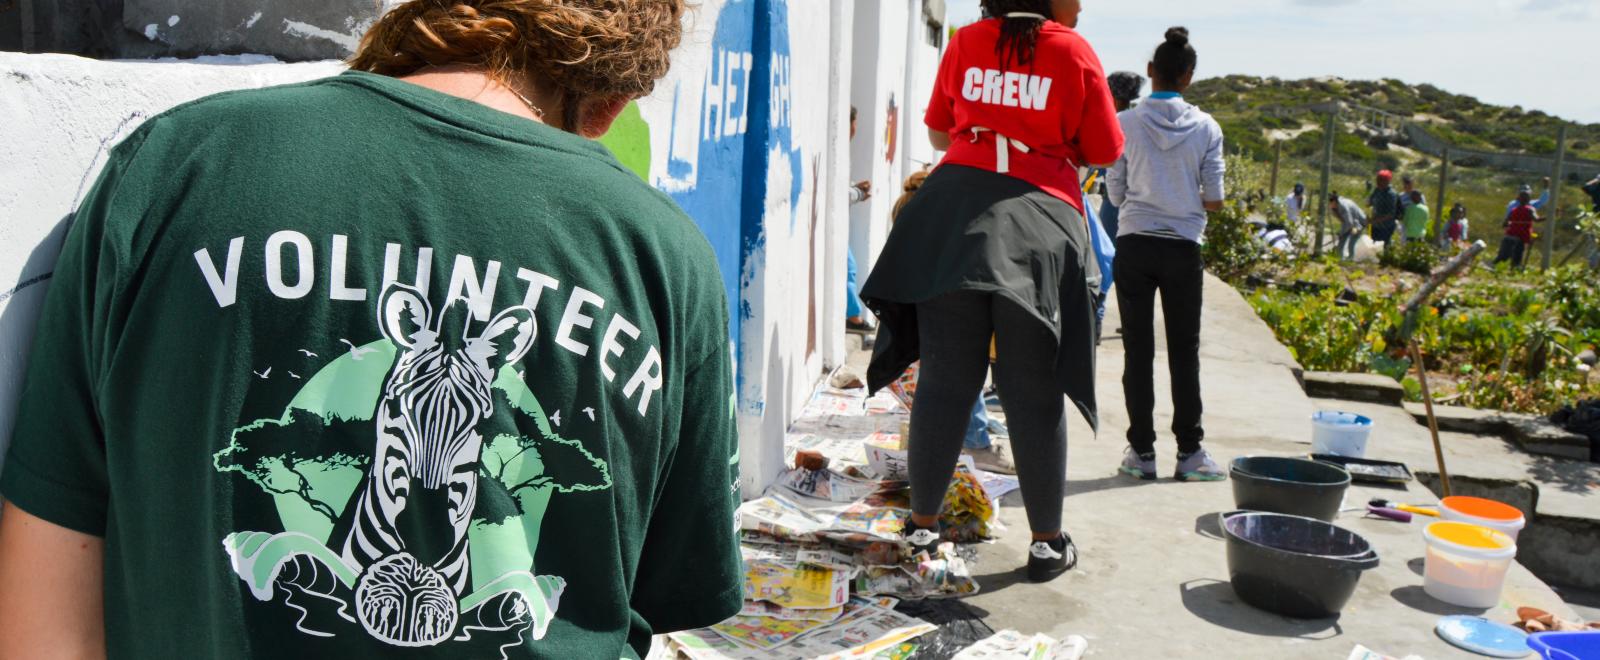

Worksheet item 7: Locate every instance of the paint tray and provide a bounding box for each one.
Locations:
[1310,454,1413,485]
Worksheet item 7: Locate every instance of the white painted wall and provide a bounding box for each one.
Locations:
[848,0,912,273]
[821,0,856,367]
[0,53,344,477]
[903,16,943,171]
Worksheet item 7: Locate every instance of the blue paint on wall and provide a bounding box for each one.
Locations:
[659,0,803,407]
[664,0,756,347]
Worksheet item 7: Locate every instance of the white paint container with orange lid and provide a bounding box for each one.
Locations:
[1439,496,1526,543]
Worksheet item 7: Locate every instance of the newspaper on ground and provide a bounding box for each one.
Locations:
[671,598,933,660]
[978,470,1021,504]
[674,377,1022,658]
[785,433,872,467]
[738,599,846,622]
[942,465,997,542]
[864,390,907,415]
[807,602,939,660]
[886,362,920,410]
[952,629,1089,660]
[775,467,881,503]
[855,542,980,600]
[741,537,860,572]
[739,492,828,541]
[744,561,851,611]
[710,611,838,651]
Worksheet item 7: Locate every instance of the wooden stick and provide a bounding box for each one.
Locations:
[1409,341,1452,497]
[1395,242,1488,500]
[1401,240,1487,318]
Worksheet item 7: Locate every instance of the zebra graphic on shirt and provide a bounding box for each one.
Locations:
[215,273,615,651]
[332,282,537,646]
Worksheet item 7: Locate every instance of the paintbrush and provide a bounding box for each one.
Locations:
[1369,498,1439,517]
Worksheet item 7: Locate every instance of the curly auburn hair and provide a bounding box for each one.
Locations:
[350,0,684,103]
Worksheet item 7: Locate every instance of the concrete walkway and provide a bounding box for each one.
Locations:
[854,274,1581,658]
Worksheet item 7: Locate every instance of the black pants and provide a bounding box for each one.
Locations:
[1494,236,1527,269]
[1371,219,1397,244]
[1115,235,1204,455]
[909,290,1067,534]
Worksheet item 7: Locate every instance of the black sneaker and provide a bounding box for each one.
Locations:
[1026,533,1078,583]
[904,520,941,557]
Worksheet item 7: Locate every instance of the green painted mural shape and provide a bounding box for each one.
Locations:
[597,101,651,181]
[214,340,611,593]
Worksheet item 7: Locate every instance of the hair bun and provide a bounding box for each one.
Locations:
[1164,27,1189,46]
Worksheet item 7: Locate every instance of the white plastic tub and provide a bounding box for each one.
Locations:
[1311,411,1374,457]
[1423,521,1517,609]
[1440,496,1527,543]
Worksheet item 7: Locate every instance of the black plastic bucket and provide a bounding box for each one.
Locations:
[1221,510,1380,618]
[1231,456,1351,522]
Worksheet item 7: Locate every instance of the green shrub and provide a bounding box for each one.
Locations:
[1333,133,1375,161]
[1204,201,1262,283]
[1379,241,1438,275]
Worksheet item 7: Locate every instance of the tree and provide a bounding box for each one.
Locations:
[214,411,370,525]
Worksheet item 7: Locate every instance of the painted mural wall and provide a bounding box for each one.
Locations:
[849,0,912,275]
[0,0,908,497]
[623,0,855,495]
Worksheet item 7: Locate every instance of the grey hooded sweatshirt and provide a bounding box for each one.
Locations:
[1106,96,1225,243]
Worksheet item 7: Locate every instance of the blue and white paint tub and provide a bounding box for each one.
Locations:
[1311,411,1375,458]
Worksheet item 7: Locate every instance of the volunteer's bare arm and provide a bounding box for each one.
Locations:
[0,501,105,660]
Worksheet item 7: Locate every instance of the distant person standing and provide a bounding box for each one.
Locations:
[1285,182,1307,225]
[1496,190,1540,269]
[846,105,874,335]
[1106,27,1227,482]
[1098,71,1146,239]
[1401,190,1430,244]
[1368,170,1401,245]
[1446,202,1470,246]
[1504,178,1551,217]
[1397,175,1426,232]
[1331,192,1368,261]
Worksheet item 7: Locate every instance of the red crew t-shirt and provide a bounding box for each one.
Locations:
[925,18,1124,214]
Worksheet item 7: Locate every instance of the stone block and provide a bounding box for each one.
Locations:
[1303,371,1404,405]
[1519,515,1600,592]
[1403,402,1510,435]
[1505,413,1594,461]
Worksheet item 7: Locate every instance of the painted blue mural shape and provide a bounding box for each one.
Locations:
[660,0,803,401]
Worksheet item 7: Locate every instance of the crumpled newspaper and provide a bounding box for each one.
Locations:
[855,542,979,600]
[952,629,1088,660]
[941,465,996,543]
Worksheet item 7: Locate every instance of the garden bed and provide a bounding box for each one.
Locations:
[1203,156,1600,416]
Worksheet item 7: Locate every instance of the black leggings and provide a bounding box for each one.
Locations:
[909,290,1067,534]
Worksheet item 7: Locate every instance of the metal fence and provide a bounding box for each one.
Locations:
[1242,100,1599,268]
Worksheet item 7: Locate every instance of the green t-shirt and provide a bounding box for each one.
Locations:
[1,71,742,659]
[1403,202,1431,239]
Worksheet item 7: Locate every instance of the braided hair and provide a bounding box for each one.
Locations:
[979,0,1053,69]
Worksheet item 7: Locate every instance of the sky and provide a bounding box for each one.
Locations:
[945,0,1600,124]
